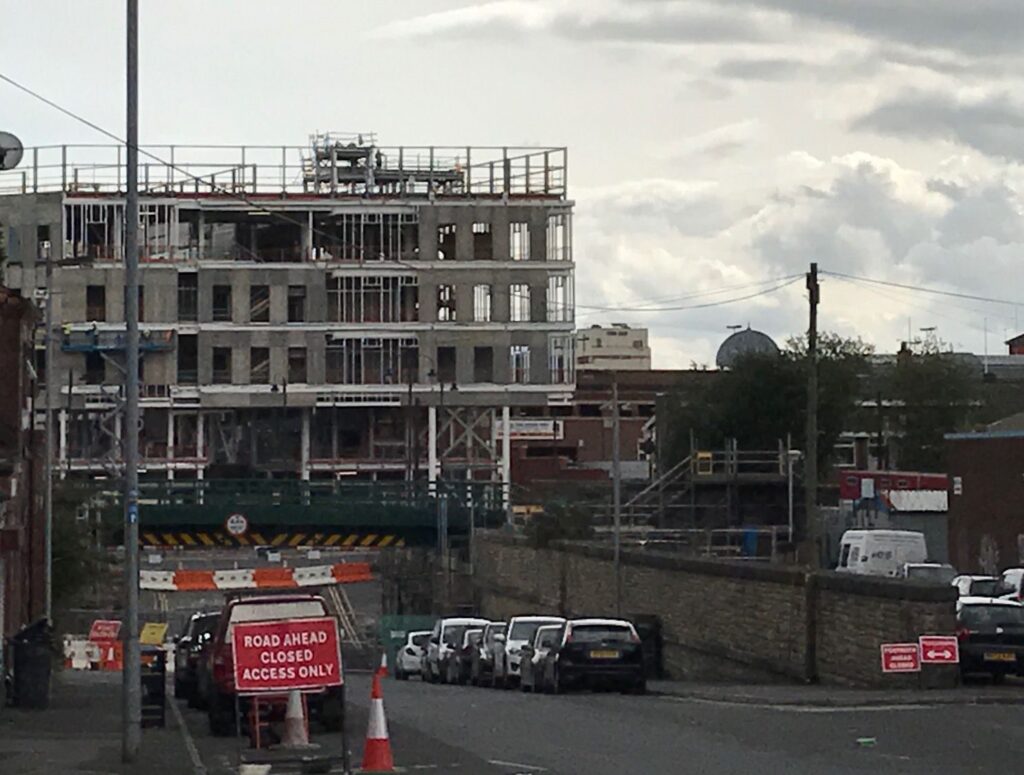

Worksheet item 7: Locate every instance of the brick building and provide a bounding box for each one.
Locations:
[0,285,43,661]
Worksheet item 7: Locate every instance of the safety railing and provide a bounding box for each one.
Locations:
[0,144,568,198]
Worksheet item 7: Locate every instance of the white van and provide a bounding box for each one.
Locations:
[835,530,928,577]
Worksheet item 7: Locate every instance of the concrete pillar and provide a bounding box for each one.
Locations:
[58,409,67,480]
[300,407,310,481]
[428,405,438,493]
[167,409,175,481]
[304,210,313,260]
[196,412,205,480]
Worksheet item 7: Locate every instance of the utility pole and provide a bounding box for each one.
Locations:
[122,0,142,762]
[43,229,54,624]
[804,262,819,568]
[611,373,622,615]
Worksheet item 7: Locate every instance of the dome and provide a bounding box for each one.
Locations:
[715,327,780,369]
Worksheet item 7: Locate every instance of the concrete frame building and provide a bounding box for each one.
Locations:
[0,134,575,496]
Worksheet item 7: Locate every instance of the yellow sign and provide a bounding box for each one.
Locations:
[140,622,168,646]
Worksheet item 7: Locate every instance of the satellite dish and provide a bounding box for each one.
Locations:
[0,132,24,171]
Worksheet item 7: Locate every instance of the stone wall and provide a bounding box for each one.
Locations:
[474,532,958,687]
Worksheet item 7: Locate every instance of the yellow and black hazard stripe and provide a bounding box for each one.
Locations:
[140,531,406,549]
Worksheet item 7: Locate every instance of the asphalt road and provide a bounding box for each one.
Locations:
[174,673,1024,774]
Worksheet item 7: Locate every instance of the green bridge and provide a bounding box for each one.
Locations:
[89,479,507,548]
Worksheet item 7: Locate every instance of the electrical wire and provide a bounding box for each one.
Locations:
[576,273,804,311]
[822,269,1024,307]
[578,276,802,314]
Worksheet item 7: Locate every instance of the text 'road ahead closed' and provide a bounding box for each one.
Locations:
[231,616,343,692]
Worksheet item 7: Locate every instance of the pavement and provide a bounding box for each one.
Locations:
[7,668,1024,773]
[648,678,1024,707]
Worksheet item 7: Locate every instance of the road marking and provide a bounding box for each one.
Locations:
[661,695,947,713]
[169,699,207,775]
[488,759,548,772]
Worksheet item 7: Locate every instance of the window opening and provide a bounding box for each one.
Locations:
[510,345,531,384]
[547,275,573,322]
[288,347,307,383]
[177,273,197,322]
[510,284,531,322]
[177,334,198,385]
[250,347,270,384]
[473,284,492,322]
[212,347,232,384]
[86,285,106,321]
[212,285,232,321]
[288,285,306,322]
[437,285,457,322]
[510,222,530,261]
[250,285,270,323]
[437,224,457,260]
[546,213,570,261]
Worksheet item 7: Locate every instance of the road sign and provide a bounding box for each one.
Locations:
[880,643,921,673]
[919,635,960,665]
[140,622,168,646]
[231,617,343,693]
[224,512,249,536]
[89,619,122,642]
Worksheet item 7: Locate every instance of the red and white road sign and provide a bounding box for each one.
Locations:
[880,643,921,673]
[88,619,122,642]
[231,617,343,693]
[919,635,960,665]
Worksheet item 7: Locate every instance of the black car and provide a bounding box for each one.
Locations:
[173,612,219,704]
[541,618,645,694]
[957,597,1024,682]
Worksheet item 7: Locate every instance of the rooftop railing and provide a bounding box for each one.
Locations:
[0,143,568,199]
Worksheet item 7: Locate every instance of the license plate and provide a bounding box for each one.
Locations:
[983,652,1016,662]
[590,650,620,659]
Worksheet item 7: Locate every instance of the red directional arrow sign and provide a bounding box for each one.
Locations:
[919,635,960,665]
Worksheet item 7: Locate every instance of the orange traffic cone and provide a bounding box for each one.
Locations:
[361,672,394,772]
[281,689,309,747]
[377,651,388,677]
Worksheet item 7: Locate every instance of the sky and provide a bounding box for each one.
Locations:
[4,0,1024,367]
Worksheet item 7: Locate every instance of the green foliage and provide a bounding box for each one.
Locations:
[51,483,105,607]
[883,343,979,470]
[525,501,594,548]
[663,332,873,471]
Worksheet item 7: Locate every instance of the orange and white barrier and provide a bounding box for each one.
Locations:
[361,670,395,772]
[139,561,372,591]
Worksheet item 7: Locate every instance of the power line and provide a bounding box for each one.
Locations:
[578,276,802,314]
[576,273,803,311]
[822,269,1024,308]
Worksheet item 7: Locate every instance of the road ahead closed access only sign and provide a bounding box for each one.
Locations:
[231,617,343,693]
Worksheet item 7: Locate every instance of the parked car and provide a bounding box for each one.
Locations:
[395,631,431,681]
[447,628,484,685]
[471,621,507,686]
[835,530,927,577]
[952,575,1005,598]
[173,611,219,704]
[205,593,344,736]
[1000,568,1024,601]
[539,618,646,694]
[956,596,1024,682]
[493,616,565,688]
[520,624,564,693]
[422,617,489,684]
[902,562,957,585]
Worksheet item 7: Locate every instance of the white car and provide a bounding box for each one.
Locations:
[952,575,1004,598]
[520,624,564,693]
[493,615,565,688]
[422,617,489,684]
[395,630,430,680]
[1001,568,1024,601]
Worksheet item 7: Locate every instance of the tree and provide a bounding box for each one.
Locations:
[662,333,873,472]
[51,483,105,607]
[882,339,979,471]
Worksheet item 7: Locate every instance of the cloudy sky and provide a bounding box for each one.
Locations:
[5,0,1024,366]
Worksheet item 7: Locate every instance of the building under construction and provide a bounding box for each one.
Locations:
[0,134,574,501]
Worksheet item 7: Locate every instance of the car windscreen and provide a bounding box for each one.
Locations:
[196,615,220,637]
[569,624,633,643]
[443,625,468,645]
[906,566,956,584]
[229,600,326,624]
[466,631,483,647]
[510,621,557,642]
[961,605,1024,630]
[970,580,1004,597]
[411,633,430,648]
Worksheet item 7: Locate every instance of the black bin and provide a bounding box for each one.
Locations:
[629,614,664,680]
[140,646,166,728]
[10,619,52,710]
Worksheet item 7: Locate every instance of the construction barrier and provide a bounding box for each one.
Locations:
[139,561,373,591]
[140,531,406,548]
